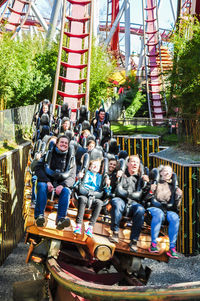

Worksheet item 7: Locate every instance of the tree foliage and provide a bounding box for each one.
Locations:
[121,76,147,118]
[0,34,58,109]
[167,17,200,116]
[89,40,117,111]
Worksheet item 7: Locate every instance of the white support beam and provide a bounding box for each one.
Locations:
[125,0,130,74]
[31,2,49,32]
[46,0,62,44]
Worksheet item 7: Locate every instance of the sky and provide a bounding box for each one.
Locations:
[34,0,178,55]
[0,0,178,55]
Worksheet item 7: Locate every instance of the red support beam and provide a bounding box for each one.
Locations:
[111,0,119,51]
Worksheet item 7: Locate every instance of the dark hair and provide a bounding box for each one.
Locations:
[57,135,69,144]
[99,108,105,114]
[62,117,70,124]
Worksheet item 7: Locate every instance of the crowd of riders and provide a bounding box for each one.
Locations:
[30,99,183,259]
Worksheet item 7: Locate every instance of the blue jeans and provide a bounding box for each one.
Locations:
[34,182,71,221]
[147,207,180,249]
[31,175,37,203]
[111,197,145,241]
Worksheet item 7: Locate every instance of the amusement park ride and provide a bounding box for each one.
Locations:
[1,0,200,300]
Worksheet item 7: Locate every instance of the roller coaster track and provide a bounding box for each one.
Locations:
[99,22,171,42]
[143,0,167,124]
[0,0,33,39]
[51,0,93,118]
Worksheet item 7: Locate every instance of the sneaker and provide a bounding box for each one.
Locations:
[109,231,119,243]
[36,215,45,227]
[74,224,82,235]
[149,243,159,253]
[166,248,179,259]
[129,239,138,252]
[56,217,71,230]
[85,226,93,237]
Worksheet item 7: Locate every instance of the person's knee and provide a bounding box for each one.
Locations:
[95,199,103,207]
[137,205,145,216]
[62,187,70,196]
[37,182,47,190]
[168,212,179,223]
[78,196,88,205]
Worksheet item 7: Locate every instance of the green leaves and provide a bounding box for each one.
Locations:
[89,39,116,111]
[167,16,200,115]
[0,34,58,109]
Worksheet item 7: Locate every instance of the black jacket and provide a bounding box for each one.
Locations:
[35,146,76,188]
[115,169,144,204]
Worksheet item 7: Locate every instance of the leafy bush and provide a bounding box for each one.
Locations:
[167,17,200,115]
[120,76,148,118]
[89,40,117,111]
[0,34,58,109]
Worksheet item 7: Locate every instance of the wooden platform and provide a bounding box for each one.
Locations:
[25,206,169,262]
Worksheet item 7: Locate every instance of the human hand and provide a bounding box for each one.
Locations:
[142,174,149,182]
[47,182,54,192]
[105,177,111,187]
[78,171,84,179]
[55,185,63,195]
[176,187,183,197]
[116,170,123,178]
[150,184,157,192]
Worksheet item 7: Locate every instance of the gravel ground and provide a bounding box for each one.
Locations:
[0,238,200,301]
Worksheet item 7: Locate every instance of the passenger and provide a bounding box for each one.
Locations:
[147,165,182,259]
[33,99,51,124]
[109,155,147,252]
[79,129,91,146]
[74,158,111,237]
[91,108,110,138]
[75,139,96,174]
[61,117,71,132]
[107,158,123,195]
[54,117,71,135]
[34,135,76,230]
[87,139,96,152]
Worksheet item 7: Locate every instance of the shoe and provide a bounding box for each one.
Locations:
[149,243,159,253]
[74,224,82,235]
[85,226,93,237]
[109,231,119,243]
[166,248,179,259]
[36,215,45,227]
[129,239,138,252]
[56,218,71,230]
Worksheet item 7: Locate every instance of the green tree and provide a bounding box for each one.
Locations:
[0,34,58,109]
[89,40,116,111]
[167,17,200,115]
[121,76,147,118]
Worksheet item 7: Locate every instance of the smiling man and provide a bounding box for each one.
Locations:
[109,155,146,252]
[34,135,76,230]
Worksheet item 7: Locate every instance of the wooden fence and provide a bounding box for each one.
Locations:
[0,142,30,265]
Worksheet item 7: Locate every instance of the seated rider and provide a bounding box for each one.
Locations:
[109,155,148,252]
[91,108,110,138]
[34,135,76,230]
[146,165,182,259]
[74,158,111,237]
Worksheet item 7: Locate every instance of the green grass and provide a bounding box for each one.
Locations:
[111,123,178,146]
[111,123,167,135]
[0,141,19,155]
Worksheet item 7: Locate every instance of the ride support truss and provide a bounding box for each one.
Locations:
[51,0,93,118]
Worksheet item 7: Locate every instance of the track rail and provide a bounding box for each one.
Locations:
[0,0,33,39]
[47,257,200,301]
